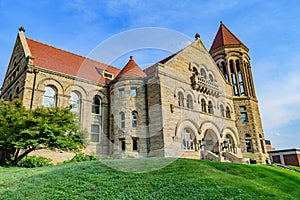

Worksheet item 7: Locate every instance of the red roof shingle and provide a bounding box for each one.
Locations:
[209,22,245,52]
[26,38,120,84]
[116,56,146,78]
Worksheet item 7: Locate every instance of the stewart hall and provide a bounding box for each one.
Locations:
[0,23,269,164]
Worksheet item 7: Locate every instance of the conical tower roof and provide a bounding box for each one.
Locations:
[210,22,246,53]
[116,56,146,78]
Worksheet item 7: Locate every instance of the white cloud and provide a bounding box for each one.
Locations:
[259,67,300,130]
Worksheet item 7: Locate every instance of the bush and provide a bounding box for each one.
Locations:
[64,153,99,163]
[17,156,53,168]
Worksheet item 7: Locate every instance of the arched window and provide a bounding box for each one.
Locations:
[178,92,184,107]
[120,112,125,129]
[224,135,235,153]
[209,74,214,82]
[225,106,231,118]
[200,68,207,79]
[208,101,214,114]
[220,105,225,117]
[43,86,57,107]
[182,128,195,151]
[69,91,81,113]
[92,95,101,114]
[186,94,193,109]
[132,111,138,128]
[201,99,207,112]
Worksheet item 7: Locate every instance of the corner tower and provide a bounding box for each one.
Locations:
[210,22,269,163]
[109,56,148,158]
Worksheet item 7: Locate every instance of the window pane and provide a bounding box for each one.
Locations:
[92,96,101,114]
[240,106,246,111]
[132,111,138,127]
[43,86,56,107]
[241,113,248,123]
[131,88,137,97]
[70,92,80,112]
[91,124,100,142]
[120,112,125,129]
[119,89,125,97]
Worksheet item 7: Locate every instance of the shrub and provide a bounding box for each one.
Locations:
[64,153,99,163]
[17,156,53,168]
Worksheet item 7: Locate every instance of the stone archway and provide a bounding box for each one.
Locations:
[224,134,236,154]
[181,127,196,151]
[203,129,220,155]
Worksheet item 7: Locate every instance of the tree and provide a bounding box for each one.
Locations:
[0,99,88,166]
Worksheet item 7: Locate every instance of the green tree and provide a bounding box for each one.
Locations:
[0,99,88,166]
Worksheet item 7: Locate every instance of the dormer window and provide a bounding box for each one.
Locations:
[103,71,114,79]
[95,67,114,80]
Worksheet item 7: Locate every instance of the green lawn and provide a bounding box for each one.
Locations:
[0,158,300,200]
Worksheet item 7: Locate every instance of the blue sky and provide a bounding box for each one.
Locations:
[0,0,299,149]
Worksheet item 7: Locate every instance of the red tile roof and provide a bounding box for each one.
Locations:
[26,38,120,84]
[116,56,146,78]
[209,22,245,52]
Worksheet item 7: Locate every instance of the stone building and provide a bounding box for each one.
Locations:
[0,23,269,163]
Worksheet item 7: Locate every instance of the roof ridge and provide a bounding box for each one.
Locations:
[26,37,120,71]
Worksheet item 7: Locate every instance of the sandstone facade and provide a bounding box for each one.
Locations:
[0,24,269,163]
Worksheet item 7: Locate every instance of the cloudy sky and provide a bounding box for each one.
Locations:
[0,0,299,149]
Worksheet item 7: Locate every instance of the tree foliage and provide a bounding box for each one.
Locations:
[0,99,88,166]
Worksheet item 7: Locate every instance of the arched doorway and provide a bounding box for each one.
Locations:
[224,134,236,153]
[203,129,219,155]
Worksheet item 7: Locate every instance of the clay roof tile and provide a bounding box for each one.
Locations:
[116,56,146,78]
[210,22,245,52]
[26,38,120,84]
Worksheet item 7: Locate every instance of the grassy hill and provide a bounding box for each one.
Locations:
[0,158,300,200]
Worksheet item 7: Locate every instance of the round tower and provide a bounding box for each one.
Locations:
[109,56,148,158]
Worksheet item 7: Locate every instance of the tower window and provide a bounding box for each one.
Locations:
[208,101,214,114]
[209,74,214,82]
[220,105,225,117]
[120,112,125,129]
[132,111,138,128]
[201,99,207,112]
[240,106,248,123]
[119,89,125,97]
[131,88,137,97]
[225,106,231,118]
[178,92,184,107]
[240,106,246,111]
[200,68,207,79]
[241,113,248,123]
[245,139,252,153]
[187,95,193,109]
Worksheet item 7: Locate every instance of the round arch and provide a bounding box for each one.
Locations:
[175,119,198,138]
[65,84,88,100]
[37,78,64,96]
[174,87,186,97]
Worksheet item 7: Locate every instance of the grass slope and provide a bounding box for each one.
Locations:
[0,158,300,200]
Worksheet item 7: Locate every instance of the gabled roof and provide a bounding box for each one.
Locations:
[116,56,146,78]
[209,22,246,52]
[26,38,120,84]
